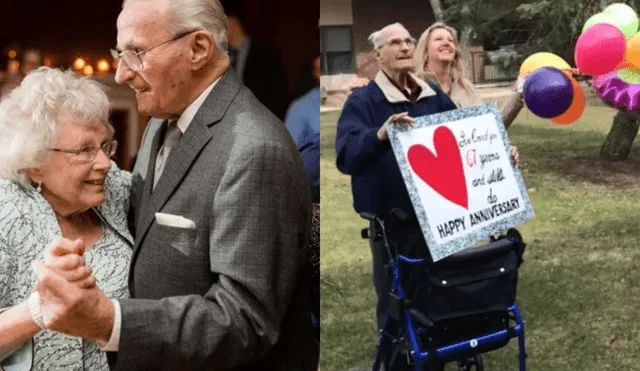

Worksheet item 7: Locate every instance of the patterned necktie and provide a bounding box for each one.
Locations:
[153,120,181,189]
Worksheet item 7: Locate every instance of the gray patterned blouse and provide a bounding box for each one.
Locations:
[0,164,133,371]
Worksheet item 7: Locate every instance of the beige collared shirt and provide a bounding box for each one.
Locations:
[373,70,437,103]
[176,77,221,134]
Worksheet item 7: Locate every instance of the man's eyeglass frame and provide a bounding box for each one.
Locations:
[110,29,201,71]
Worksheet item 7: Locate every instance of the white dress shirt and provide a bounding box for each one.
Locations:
[99,77,220,351]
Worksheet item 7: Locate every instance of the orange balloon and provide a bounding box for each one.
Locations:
[551,74,585,125]
[616,59,635,70]
[626,33,640,69]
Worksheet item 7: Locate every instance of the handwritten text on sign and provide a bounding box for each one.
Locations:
[388,104,534,261]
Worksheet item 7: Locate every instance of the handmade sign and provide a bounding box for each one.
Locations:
[388,103,534,261]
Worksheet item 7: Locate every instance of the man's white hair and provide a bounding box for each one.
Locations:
[0,67,112,188]
[368,22,407,50]
[123,0,229,55]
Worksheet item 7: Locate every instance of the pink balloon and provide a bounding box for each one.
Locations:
[575,23,626,76]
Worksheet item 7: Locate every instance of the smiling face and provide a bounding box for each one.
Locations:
[28,117,113,215]
[114,0,192,118]
[426,27,457,64]
[376,26,415,73]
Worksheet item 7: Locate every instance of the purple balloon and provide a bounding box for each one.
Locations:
[523,67,574,118]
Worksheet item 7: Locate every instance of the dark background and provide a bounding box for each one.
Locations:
[0,0,319,98]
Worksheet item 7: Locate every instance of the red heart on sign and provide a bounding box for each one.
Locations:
[407,126,468,209]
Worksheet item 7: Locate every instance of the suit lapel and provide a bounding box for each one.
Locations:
[134,120,213,248]
[135,120,166,234]
[128,120,166,292]
[133,70,242,250]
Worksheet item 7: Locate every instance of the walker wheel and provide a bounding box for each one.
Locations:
[457,355,483,371]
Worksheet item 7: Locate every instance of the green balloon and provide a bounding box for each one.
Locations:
[583,12,623,34]
[617,68,640,84]
[603,3,639,38]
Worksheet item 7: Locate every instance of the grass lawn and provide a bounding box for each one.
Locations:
[320,102,640,370]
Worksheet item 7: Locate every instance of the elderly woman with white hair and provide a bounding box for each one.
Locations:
[0,67,132,370]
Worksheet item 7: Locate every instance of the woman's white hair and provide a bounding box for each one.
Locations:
[123,0,229,55]
[368,22,406,50]
[0,67,112,188]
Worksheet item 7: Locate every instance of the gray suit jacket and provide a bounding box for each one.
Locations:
[115,70,317,370]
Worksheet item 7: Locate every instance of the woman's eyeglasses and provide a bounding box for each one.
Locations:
[49,140,118,163]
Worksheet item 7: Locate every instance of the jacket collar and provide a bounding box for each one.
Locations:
[373,70,436,103]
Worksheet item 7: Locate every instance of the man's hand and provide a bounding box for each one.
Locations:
[377,112,414,142]
[43,237,95,289]
[510,146,520,167]
[32,261,114,343]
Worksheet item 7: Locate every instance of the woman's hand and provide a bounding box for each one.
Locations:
[43,237,95,289]
[510,146,520,167]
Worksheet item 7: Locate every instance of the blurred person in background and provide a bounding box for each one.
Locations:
[222,0,289,120]
[22,49,43,75]
[285,54,320,347]
[285,55,320,164]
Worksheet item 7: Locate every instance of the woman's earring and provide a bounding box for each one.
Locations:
[36,182,42,193]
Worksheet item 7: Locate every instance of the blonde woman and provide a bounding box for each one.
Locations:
[413,22,524,129]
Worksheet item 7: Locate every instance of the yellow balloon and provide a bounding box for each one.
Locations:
[519,52,571,77]
[626,33,640,69]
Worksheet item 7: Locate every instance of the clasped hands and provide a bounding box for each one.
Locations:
[31,237,114,343]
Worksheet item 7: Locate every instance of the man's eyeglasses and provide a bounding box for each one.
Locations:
[49,141,118,163]
[380,37,417,49]
[110,29,200,72]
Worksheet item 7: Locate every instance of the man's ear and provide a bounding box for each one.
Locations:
[190,31,215,70]
[375,49,383,63]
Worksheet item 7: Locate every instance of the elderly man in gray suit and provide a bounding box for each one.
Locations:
[30,0,318,370]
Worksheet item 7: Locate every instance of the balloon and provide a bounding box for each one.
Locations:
[617,67,640,83]
[615,58,635,71]
[519,52,571,77]
[582,12,622,34]
[626,33,640,69]
[603,3,639,38]
[523,67,574,119]
[574,23,626,76]
[592,68,640,111]
[550,73,585,125]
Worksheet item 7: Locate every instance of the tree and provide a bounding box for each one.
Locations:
[442,0,605,71]
[430,0,444,22]
[600,111,640,160]
[441,0,640,160]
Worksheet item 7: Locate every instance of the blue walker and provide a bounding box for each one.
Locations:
[360,210,527,371]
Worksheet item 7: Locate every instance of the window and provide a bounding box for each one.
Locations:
[320,26,355,75]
